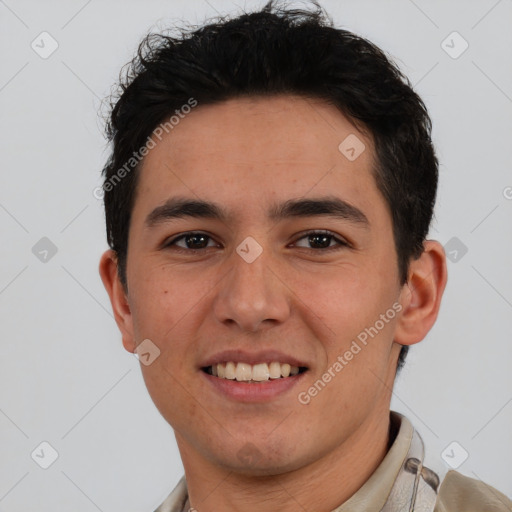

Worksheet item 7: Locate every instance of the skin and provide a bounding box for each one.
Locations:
[100,95,447,512]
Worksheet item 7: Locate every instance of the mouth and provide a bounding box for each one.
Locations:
[201,361,308,382]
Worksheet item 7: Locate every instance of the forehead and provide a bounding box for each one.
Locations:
[147,95,372,168]
[133,95,385,225]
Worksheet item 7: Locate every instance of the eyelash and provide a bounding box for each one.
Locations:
[162,230,349,254]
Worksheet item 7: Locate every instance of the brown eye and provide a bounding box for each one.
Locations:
[180,233,209,249]
[164,232,218,251]
[293,230,348,251]
[307,233,332,249]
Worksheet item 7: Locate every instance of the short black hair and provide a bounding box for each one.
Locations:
[101,0,439,371]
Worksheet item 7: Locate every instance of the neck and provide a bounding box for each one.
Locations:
[176,402,394,512]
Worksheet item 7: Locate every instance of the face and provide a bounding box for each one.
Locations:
[110,95,410,474]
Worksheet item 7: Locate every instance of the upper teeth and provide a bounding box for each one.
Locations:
[211,362,301,381]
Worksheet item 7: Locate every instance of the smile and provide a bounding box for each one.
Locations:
[202,361,308,382]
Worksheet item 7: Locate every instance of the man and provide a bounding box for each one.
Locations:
[98,1,512,510]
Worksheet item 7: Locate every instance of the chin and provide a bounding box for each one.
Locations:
[210,442,310,477]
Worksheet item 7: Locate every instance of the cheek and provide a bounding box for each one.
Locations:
[131,275,203,423]
[292,265,399,377]
[129,266,218,379]
[290,265,389,337]
[129,265,196,337]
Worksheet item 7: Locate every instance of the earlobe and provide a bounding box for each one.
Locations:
[394,240,448,346]
[98,250,136,353]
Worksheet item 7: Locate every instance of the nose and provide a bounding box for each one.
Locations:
[212,241,291,333]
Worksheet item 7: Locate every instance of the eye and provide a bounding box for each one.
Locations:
[162,230,349,253]
[163,232,219,252]
[292,230,349,251]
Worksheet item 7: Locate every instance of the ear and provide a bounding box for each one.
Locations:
[394,240,447,346]
[99,249,136,353]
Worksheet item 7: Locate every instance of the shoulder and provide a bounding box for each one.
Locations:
[435,470,512,512]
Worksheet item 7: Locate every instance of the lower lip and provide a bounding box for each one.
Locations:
[201,370,307,402]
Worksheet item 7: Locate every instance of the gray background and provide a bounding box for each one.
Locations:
[1,0,511,510]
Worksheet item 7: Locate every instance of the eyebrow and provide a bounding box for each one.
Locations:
[145,195,369,228]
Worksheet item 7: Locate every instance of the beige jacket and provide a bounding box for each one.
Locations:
[154,412,512,512]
